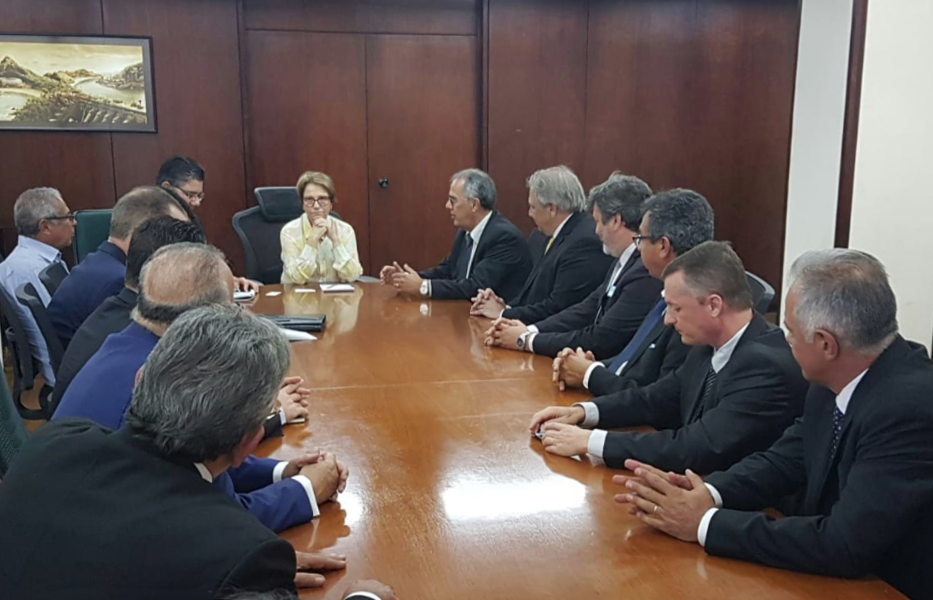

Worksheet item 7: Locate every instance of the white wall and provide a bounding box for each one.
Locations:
[780,0,853,320]
[848,0,933,345]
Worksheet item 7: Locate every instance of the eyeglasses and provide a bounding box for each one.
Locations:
[632,234,657,247]
[177,189,205,202]
[45,213,76,223]
[303,196,333,208]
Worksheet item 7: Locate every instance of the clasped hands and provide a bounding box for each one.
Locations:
[307,216,339,246]
[276,375,311,423]
[482,317,528,350]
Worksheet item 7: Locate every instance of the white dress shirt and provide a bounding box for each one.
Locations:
[696,367,870,546]
[525,243,636,352]
[426,210,493,297]
[580,322,751,458]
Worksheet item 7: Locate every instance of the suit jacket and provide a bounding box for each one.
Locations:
[48,240,126,348]
[502,212,612,323]
[420,210,532,301]
[590,314,808,472]
[50,286,137,415]
[704,337,933,600]
[587,322,689,396]
[0,420,297,600]
[52,321,311,532]
[531,251,661,359]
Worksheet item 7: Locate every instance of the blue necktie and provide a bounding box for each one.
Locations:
[456,235,474,279]
[831,407,844,456]
[608,299,667,374]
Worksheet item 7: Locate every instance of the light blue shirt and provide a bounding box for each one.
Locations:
[0,236,67,385]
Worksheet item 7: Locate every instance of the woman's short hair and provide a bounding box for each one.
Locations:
[296,171,336,199]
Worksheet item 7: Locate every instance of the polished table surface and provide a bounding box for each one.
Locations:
[251,283,903,600]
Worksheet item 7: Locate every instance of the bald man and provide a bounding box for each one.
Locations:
[53,244,347,533]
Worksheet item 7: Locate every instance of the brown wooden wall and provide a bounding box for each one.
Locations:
[0,0,800,290]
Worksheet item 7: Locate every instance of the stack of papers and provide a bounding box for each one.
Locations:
[320,284,355,293]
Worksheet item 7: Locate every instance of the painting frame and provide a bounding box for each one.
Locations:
[0,33,157,133]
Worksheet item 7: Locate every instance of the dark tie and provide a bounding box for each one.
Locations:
[831,407,844,455]
[695,366,718,419]
[608,299,666,374]
[456,235,474,279]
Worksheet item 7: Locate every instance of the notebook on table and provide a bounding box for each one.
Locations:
[260,314,327,332]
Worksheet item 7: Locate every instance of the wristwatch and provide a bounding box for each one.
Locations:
[420,280,430,296]
[517,331,530,351]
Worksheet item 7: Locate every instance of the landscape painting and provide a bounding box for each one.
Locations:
[0,35,155,132]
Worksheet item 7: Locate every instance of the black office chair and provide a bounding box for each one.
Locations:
[16,283,65,378]
[746,271,776,314]
[0,374,29,477]
[0,287,51,419]
[38,262,69,297]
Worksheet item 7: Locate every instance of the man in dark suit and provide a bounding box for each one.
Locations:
[486,174,661,359]
[0,306,353,599]
[530,242,807,474]
[551,189,714,394]
[53,244,334,533]
[617,249,933,600]
[50,216,206,413]
[469,166,612,323]
[47,186,189,348]
[380,168,532,301]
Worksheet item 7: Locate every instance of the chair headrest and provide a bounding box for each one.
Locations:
[254,187,303,222]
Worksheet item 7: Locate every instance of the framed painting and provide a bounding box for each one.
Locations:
[0,34,156,132]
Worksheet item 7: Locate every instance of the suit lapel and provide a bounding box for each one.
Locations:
[600,248,640,315]
[516,213,579,302]
[685,346,714,421]
[620,316,668,374]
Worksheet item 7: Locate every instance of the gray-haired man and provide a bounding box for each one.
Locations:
[381,168,533,301]
[470,166,612,323]
[53,243,345,533]
[0,187,76,385]
[619,249,933,600]
[0,305,355,598]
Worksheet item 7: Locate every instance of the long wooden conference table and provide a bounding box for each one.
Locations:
[251,283,902,600]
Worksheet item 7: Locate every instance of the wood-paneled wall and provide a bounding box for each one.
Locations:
[0,0,801,290]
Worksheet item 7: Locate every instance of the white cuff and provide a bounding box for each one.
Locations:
[575,401,600,428]
[272,461,288,482]
[291,474,321,518]
[587,429,608,458]
[527,325,539,333]
[705,483,724,507]
[498,309,505,319]
[525,333,536,353]
[345,593,382,600]
[697,508,719,547]
[278,407,287,425]
[582,362,605,390]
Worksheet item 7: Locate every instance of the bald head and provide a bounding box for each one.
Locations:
[135,243,234,328]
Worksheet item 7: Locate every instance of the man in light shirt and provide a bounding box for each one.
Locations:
[0,187,75,386]
[529,242,807,474]
[616,249,933,600]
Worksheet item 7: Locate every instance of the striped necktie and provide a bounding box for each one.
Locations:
[830,407,844,456]
[695,366,718,418]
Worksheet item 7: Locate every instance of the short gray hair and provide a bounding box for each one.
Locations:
[14,187,63,236]
[642,189,715,255]
[526,166,586,213]
[125,305,290,461]
[109,186,184,240]
[586,173,653,231]
[788,249,898,354]
[135,243,232,326]
[452,168,496,210]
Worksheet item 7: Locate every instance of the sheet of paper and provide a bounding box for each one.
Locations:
[281,328,317,342]
[264,290,282,297]
[320,284,355,293]
[294,288,316,294]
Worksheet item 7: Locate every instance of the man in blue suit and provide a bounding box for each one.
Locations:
[54,242,347,532]
[47,186,189,348]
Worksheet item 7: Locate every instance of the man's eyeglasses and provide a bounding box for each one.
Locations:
[177,189,205,202]
[45,213,76,223]
[632,234,657,247]
[303,196,333,208]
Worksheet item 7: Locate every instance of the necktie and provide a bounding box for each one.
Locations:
[456,235,474,279]
[545,237,555,253]
[608,298,666,374]
[830,407,844,456]
[695,365,718,419]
